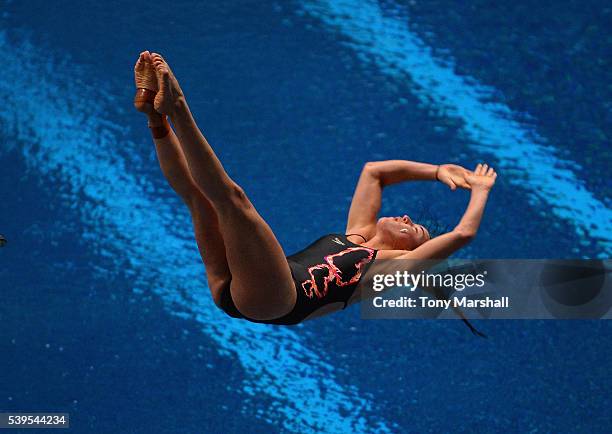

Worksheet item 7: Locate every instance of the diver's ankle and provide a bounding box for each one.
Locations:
[146,112,166,127]
[147,112,170,139]
[134,88,156,114]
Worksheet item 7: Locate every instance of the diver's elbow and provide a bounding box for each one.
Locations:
[362,161,379,175]
[361,161,384,181]
[453,228,476,243]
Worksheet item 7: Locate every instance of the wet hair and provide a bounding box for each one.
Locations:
[412,206,450,239]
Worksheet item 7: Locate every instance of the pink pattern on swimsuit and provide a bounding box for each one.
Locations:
[301,246,375,299]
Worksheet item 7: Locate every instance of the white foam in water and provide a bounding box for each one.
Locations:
[0,32,394,434]
[300,0,612,256]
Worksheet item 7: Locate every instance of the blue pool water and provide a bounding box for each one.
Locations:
[1,1,610,432]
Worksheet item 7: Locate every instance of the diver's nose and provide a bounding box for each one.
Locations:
[402,215,413,224]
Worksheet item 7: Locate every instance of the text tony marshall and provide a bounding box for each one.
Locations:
[373,296,510,309]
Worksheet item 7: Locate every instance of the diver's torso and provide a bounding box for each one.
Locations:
[219,233,377,325]
[282,234,377,322]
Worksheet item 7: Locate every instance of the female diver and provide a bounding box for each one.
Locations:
[133,51,497,328]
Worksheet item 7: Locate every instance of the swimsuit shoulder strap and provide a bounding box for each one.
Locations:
[345,233,367,243]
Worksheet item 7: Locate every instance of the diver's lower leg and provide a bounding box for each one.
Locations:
[167,99,237,205]
[134,51,201,204]
[150,53,236,205]
[148,113,200,204]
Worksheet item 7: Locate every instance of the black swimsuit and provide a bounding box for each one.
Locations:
[218,234,377,325]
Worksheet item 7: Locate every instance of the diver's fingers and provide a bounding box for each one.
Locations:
[486,167,495,176]
[474,163,483,175]
[458,179,471,189]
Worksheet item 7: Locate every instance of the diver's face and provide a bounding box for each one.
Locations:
[376,215,430,250]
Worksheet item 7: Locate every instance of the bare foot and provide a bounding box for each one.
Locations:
[151,53,185,116]
[133,51,158,114]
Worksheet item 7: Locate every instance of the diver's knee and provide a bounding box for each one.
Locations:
[215,183,251,211]
[229,183,248,203]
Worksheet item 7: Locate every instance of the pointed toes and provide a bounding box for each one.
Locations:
[156,67,170,86]
[134,52,145,70]
[151,53,168,69]
[161,71,171,86]
[153,60,169,77]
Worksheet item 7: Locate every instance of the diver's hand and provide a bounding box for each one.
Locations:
[437,164,472,190]
[465,163,497,191]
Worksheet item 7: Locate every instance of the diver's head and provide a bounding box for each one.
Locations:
[375,215,430,250]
